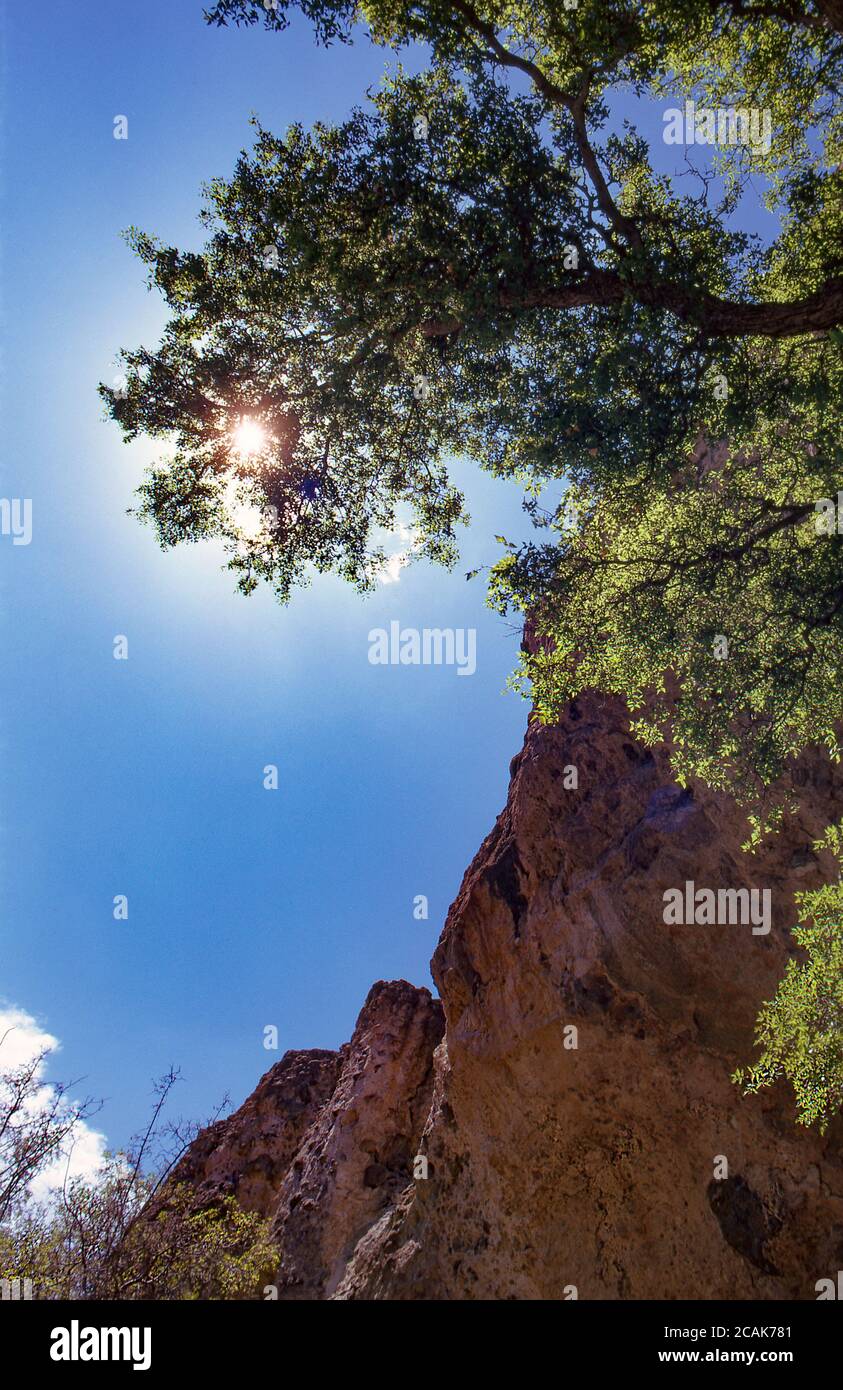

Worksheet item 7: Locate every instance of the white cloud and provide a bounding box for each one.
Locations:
[376,551,411,585]
[0,1004,108,1203]
[375,523,421,585]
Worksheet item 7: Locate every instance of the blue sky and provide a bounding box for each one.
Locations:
[0,2,778,1157]
[0,1,533,1152]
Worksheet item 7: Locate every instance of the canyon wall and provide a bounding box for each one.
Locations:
[174,693,843,1299]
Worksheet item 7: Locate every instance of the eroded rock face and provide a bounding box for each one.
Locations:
[270,980,444,1299]
[179,694,843,1299]
[338,696,843,1300]
[168,1049,341,1218]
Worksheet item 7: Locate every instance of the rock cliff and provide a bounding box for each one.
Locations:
[174,693,843,1299]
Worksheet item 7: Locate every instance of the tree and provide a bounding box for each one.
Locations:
[492,412,842,825]
[735,861,843,1132]
[0,1027,99,1225]
[101,2,842,1127]
[103,3,842,616]
[0,1066,274,1300]
[3,1180,274,1301]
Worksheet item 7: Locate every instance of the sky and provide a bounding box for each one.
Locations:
[0,0,535,1159]
[0,1,779,1166]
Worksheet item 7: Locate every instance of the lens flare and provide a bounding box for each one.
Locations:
[232,418,267,457]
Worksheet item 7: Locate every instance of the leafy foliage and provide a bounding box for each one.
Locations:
[734,874,843,1131]
[104,3,842,607]
[492,334,843,814]
[1,1179,273,1300]
[0,1064,273,1300]
[99,2,843,1131]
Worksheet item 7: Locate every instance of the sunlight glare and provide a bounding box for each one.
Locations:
[233,418,267,457]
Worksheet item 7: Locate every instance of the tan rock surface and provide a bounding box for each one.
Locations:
[168,1048,340,1218]
[338,695,843,1299]
[270,979,444,1298]
[178,694,843,1299]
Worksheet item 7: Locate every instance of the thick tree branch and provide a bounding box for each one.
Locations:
[715,0,843,35]
[449,1,643,251]
[419,271,843,339]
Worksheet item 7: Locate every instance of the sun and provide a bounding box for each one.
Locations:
[232,418,267,457]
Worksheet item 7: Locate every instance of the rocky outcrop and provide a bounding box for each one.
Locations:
[177,693,843,1299]
[168,1048,341,1217]
[168,980,444,1298]
[270,980,444,1298]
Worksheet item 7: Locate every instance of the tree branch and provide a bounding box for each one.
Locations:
[419,272,843,339]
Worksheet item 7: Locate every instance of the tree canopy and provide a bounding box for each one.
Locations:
[0,1061,272,1300]
[105,3,842,615]
[102,2,843,1126]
